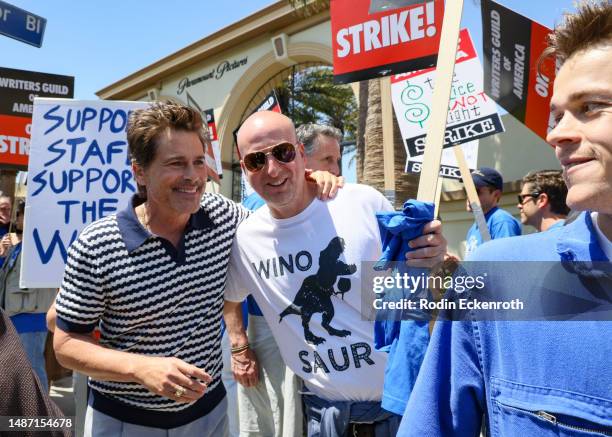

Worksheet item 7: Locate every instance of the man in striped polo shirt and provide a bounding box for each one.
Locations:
[51,102,340,436]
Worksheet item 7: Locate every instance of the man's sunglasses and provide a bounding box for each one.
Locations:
[517,192,541,204]
[242,142,297,173]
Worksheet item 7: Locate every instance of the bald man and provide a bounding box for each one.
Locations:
[224,111,446,436]
[237,122,345,437]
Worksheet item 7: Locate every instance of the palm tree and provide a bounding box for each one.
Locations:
[358,79,418,207]
[277,67,357,141]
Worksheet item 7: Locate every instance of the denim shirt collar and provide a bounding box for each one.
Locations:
[116,195,215,253]
[556,211,608,262]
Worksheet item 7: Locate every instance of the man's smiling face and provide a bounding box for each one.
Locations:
[547,46,612,215]
[238,111,309,219]
[133,129,207,219]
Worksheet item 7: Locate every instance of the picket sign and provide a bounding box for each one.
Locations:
[453,145,490,242]
[434,175,442,218]
[416,0,464,203]
[21,98,148,288]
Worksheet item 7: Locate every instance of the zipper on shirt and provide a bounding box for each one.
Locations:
[535,410,612,436]
[500,403,612,436]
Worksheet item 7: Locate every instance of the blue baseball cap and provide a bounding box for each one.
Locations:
[472,167,503,191]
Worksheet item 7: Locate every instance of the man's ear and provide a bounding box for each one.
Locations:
[132,160,146,186]
[537,193,549,209]
[493,189,502,202]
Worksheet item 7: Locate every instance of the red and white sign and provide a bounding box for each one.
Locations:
[391,29,505,179]
[254,90,282,113]
[0,114,30,166]
[331,0,443,83]
[185,91,222,183]
[204,108,223,183]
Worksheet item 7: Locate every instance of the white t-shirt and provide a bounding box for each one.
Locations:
[226,184,393,401]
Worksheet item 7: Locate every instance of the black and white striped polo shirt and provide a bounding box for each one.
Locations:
[55,193,247,428]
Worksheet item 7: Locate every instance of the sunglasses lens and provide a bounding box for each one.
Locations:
[272,143,296,163]
[244,152,266,172]
[243,143,297,172]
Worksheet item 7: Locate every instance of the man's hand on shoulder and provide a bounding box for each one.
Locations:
[405,219,447,268]
[305,169,344,201]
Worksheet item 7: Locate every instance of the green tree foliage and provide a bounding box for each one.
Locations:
[276,66,357,144]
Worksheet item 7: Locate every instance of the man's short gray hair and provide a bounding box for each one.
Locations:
[296,123,342,156]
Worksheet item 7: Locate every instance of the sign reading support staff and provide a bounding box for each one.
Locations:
[481,0,555,140]
[21,99,148,288]
[331,0,443,83]
[391,29,503,178]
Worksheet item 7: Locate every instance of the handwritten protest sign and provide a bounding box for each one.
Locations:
[391,29,503,178]
[331,0,443,83]
[406,140,478,180]
[482,0,554,140]
[21,99,148,287]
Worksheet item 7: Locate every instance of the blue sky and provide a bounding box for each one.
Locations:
[1,1,578,100]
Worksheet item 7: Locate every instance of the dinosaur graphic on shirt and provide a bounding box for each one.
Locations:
[279,236,356,345]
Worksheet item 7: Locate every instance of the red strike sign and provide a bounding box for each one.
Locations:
[0,114,30,166]
[331,0,443,84]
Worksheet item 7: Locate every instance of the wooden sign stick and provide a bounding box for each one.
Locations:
[416,0,464,203]
[453,146,491,242]
[380,76,395,205]
[434,175,443,218]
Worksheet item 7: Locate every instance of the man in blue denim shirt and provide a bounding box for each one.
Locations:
[399,2,612,435]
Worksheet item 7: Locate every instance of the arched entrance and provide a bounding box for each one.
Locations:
[222,61,358,200]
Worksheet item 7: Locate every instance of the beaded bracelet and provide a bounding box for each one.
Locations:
[231,343,250,354]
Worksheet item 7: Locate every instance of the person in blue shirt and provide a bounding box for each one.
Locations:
[399,2,612,435]
[518,170,569,232]
[464,167,521,256]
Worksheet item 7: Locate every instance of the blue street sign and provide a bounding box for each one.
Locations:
[0,0,46,48]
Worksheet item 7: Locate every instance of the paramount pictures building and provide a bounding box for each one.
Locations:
[97,0,562,258]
